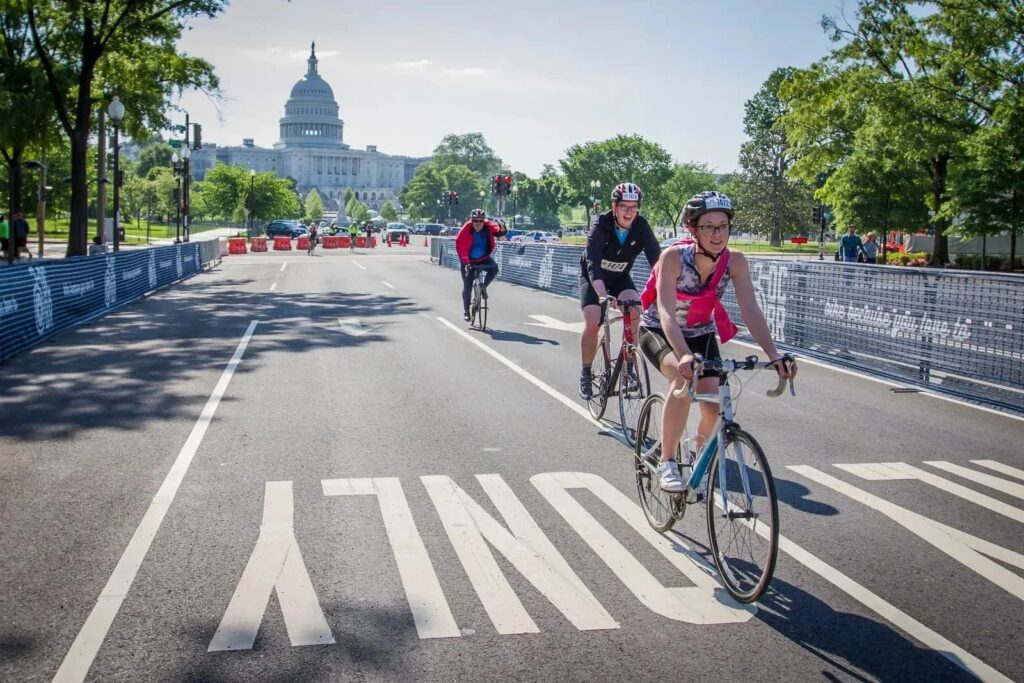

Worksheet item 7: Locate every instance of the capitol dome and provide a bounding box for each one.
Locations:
[278,42,346,148]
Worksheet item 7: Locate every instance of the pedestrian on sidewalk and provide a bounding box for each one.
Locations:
[839,225,865,263]
[0,214,8,258]
[12,212,30,261]
[862,232,880,264]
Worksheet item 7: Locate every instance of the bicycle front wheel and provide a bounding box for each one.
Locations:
[618,346,650,447]
[474,293,488,332]
[706,429,779,603]
[634,393,677,533]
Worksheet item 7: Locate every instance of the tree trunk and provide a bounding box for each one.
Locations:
[6,150,24,216]
[1011,190,1018,269]
[930,154,950,266]
[67,61,96,257]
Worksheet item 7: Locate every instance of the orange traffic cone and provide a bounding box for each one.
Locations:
[424,236,428,247]
[401,235,407,247]
[387,236,392,247]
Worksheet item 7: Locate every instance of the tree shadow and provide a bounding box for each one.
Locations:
[0,270,426,441]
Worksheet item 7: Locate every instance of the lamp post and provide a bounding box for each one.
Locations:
[479,189,486,214]
[23,161,49,258]
[171,152,182,243]
[181,144,191,242]
[511,184,518,230]
[247,169,256,236]
[107,96,125,252]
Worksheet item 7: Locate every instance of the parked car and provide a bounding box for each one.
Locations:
[511,230,560,243]
[384,226,411,243]
[265,220,306,238]
[419,223,446,236]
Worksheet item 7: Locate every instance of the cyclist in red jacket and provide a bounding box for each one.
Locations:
[455,209,507,321]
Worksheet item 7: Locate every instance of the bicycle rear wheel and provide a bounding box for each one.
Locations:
[618,346,650,447]
[706,428,779,603]
[586,336,612,420]
[634,393,678,533]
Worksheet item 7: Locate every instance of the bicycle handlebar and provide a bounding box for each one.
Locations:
[671,353,797,398]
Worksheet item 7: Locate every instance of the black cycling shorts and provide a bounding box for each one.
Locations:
[638,327,721,379]
[579,275,637,309]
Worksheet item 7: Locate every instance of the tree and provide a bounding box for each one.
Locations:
[431,133,502,178]
[26,0,225,256]
[342,187,354,208]
[646,163,719,234]
[732,68,813,245]
[133,141,174,179]
[559,134,673,224]
[398,163,483,222]
[201,163,297,222]
[349,201,371,224]
[517,171,566,230]
[303,189,323,223]
[378,202,398,222]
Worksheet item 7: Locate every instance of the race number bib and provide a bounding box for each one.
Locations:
[600,259,628,273]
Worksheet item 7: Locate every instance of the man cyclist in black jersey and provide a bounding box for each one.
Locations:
[578,182,661,400]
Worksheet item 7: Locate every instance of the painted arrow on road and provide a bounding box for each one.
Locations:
[525,315,584,335]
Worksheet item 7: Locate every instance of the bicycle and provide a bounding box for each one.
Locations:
[349,234,357,253]
[307,233,317,256]
[466,264,489,332]
[585,296,650,447]
[633,353,795,603]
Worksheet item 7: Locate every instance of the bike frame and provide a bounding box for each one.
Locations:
[596,298,641,399]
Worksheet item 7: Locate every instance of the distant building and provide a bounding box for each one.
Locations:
[188,42,429,212]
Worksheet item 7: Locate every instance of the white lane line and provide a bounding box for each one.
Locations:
[269,282,277,291]
[435,316,598,426]
[971,459,1024,482]
[434,315,1010,681]
[381,281,395,289]
[834,463,913,481]
[280,262,288,272]
[54,320,259,683]
[880,462,1024,523]
[352,260,366,271]
[924,461,1024,500]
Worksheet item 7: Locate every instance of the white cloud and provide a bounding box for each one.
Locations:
[394,59,433,69]
[442,67,493,76]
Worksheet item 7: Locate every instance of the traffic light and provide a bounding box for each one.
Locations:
[453,191,459,204]
[493,175,502,195]
[503,176,511,195]
[812,205,822,223]
[192,123,202,150]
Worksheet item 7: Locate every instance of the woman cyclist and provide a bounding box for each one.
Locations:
[637,191,797,492]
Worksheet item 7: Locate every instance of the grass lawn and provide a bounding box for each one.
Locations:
[36,217,236,245]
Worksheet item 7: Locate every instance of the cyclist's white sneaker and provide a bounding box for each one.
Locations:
[657,460,686,493]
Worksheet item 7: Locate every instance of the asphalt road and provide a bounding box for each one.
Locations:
[2,243,1022,682]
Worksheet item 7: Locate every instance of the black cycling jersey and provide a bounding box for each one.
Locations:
[580,211,661,284]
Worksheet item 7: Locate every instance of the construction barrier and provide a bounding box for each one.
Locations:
[228,238,247,254]
[297,236,310,250]
[322,235,339,249]
[355,236,366,248]
[250,237,268,252]
[791,237,808,244]
[273,237,292,251]
[339,236,351,248]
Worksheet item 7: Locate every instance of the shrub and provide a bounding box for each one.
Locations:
[886,251,930,266]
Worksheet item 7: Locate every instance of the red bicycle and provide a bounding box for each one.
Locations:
[586,296,650,446]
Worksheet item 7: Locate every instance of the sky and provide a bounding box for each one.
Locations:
[175,0,847,177]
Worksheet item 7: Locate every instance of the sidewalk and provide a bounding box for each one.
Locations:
[0,229,237,267]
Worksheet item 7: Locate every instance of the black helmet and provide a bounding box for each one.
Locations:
[682,191,734,227]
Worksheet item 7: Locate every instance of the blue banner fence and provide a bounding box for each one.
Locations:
[436,239,1024,414]
[0,241,221,363]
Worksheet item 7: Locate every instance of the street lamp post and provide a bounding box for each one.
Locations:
[181,144,191,242]
[171,152,182,243]
[107,96,125,252]
[512,184,518,230]
[479,190,485,215]
[247,169,256,236]
[23,161,49,258]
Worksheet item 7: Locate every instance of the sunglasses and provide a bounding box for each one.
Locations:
[472,219,484,223]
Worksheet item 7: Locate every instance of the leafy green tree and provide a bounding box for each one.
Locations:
[647,163,719,235]
[559,134,673,224]
[431,133,502,178]
[201,163,297,222]
[349,201,371,224]
[342,187,354,208]
[437,164,484,223]
[304,189,323,223]
[378,202,398,222]
[26,0,225,255]
[517,171,566,230]
[732,68,813,245]
[133,141,174,179]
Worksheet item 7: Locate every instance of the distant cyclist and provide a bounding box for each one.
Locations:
[307,223,318,255]
[348,222,359,252]
[455,208,507,321]
[578,182,661,400]
[638,191,796,492]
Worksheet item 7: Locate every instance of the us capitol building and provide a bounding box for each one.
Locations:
[188,43,429,212]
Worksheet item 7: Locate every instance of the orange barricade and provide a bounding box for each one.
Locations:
[273,237,292,250]
[790,237,808,244]
[228,238,247,254]
[323,235,339,249]
[424,237,429,247]
[372,236,377,247]
[339,236,351,248]
[250,237,268,252]
[297,236,310,250]
[356,236,367,248]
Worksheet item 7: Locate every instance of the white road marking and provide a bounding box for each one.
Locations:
[789,466,1024,600]
[269,282,277,291]
[525,314,585,334]
[880,462,1024,523]
[834,463,914,480]
[532,472,752,624]
[208,481,335,651]
[436,316,598,426]
[923,461,1024,500]
[280,262,287,272]
[422,474,619,634]
[382,281,395,289]
[971,459,1024,482]
[337,317,372,337]
[352,260,367,270]
[54,321,259,683]
[322,478,459,639]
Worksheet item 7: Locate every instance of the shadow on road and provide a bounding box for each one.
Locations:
[0,270,426,442]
